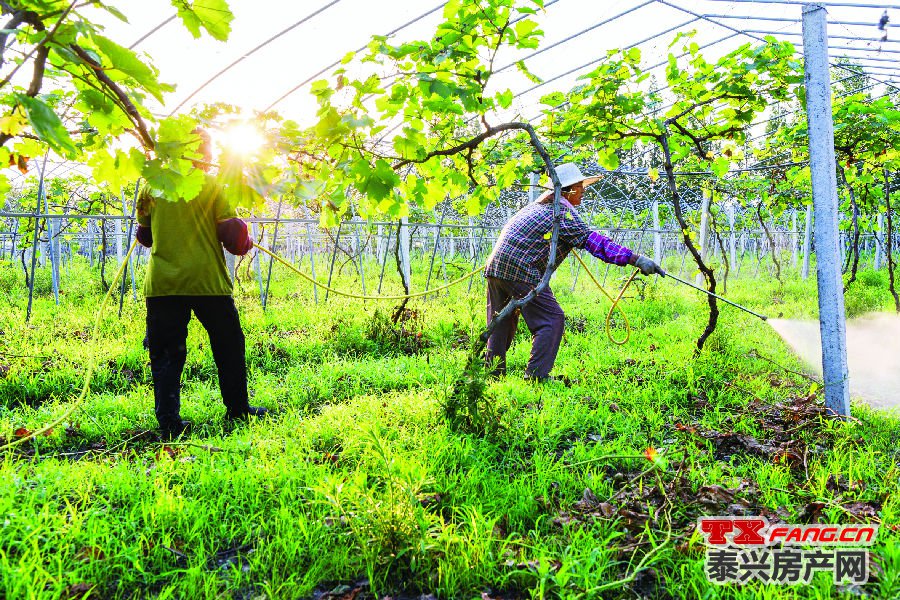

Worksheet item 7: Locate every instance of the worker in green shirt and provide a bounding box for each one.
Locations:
[136,130,267,436]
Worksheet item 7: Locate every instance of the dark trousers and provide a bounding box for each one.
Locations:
[485,277,565,379]
[146,295,249,427]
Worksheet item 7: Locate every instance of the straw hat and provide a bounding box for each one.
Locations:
[553,162,602,188]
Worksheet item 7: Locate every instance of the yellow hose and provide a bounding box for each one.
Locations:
[1,239,138,452]
[2,241,637,453]
[255,244,484,300]
[572,250,639,346]
[259,244,636,345]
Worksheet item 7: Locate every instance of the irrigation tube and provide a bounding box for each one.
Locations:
[1,239,138,452]
[262,242,642,345]
[0,243,654,451]
[256,244,484,301]
[571,251,637,346]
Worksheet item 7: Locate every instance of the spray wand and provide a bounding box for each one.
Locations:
[661,272,768,321]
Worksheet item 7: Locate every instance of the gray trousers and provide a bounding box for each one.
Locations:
[485,277,565,379]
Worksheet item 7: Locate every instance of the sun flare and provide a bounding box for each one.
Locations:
[216,122,266,158]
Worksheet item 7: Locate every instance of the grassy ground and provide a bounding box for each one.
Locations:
[0,254,897,599]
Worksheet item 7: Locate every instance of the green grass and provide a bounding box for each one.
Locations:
[0,254,897,599]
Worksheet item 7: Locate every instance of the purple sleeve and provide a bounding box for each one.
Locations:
[136,225,153,248]
[216,218,253,256]
[584,231,633,266]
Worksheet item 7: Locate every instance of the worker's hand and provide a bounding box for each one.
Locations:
[634,255,666,277]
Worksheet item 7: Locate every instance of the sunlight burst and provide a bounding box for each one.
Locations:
[216,122,266,158]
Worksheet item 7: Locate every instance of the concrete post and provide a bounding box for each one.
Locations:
[802,204,813,279]
[117,192,125,265]
[251,222,265,307]
[399,216,411,290]
[874,212,884,270]
[43,187,59,304]
[803,3,850,417]
[353,218,367,298]
[376,223,384,265]
[792,211,799,268]
[529,172,541,203]
[303,207,318,304]
[225,251,236,282]
[728,204,737,270]
[653,199,662,264]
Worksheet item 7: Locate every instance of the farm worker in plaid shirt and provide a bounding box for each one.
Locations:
[484,163,664,381]
[136,129,268,437]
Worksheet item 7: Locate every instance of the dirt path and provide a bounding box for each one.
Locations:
[767,314,900,412]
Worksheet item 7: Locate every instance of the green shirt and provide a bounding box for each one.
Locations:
[138,178,235,297]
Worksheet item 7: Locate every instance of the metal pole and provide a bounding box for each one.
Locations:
[803,3,850,417]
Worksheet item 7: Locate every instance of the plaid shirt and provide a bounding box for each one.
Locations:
[485,200,633,285]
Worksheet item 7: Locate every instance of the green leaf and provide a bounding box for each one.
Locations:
[515,60,542,84]
[443,0,462,20]
[173,0,234,41]
[422,183,444,210]
[497,89,513,109]
[88,148,145,194]
[91,34,171,102]
[597,149,619,171]
[15,94,77,158]
[711,156,731,178]
[154,115,201,161]
[514,19,538,40]
[496,159,519,188]
[295,179,326,201]
[98,3,129,22]
[142,158,206,201]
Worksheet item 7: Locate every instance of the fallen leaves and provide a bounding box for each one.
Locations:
[60,583,99,600]
[673,393,834,469]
